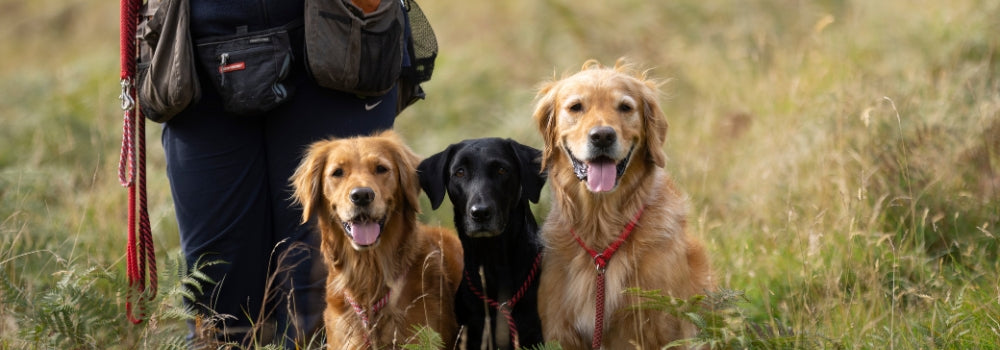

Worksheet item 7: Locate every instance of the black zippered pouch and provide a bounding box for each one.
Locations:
[195,21,300,116]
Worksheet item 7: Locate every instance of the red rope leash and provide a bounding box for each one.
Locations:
[120,0,157,325]
[569,207,644,350]
[463,252,543,349]
[345,291,392,347]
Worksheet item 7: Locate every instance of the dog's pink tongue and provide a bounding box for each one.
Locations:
[587,160,617,192]
[351,222,381,246]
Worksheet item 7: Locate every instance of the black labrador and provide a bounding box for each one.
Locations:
[418,138,546,350]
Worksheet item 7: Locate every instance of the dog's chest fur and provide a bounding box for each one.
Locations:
[563,250,633,340]
[325,226,456,348]
[540,170,700,345]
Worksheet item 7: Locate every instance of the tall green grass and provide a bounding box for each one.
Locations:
[2,0,998,348]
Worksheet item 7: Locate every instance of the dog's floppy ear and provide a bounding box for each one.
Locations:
[290,141,331,223]
[532,80,559,170]
[381,131,424,213]
[507,139,546,203]
[640,80,668,168]
[417,142,459,210]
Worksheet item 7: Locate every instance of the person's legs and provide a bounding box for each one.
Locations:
[162,94,271,346]
[264,79,398,347]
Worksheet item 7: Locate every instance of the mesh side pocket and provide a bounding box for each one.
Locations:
[404,0,437,83]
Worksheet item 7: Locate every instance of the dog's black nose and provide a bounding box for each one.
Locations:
[589,126,617,148]
[350,187,375,206]
[470,204,493,222]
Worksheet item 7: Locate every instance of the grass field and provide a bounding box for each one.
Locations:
[2,0,999,348]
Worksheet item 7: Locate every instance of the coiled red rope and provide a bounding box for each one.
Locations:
[119,0,157,325]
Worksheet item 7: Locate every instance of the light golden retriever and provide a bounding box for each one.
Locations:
[291,130,463,349]
[532,59,713,349]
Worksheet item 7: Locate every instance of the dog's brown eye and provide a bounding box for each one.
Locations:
[453,168,465,178]
[331,168,344,177]
[375,165,389,174]
[497,167,507,175]
[569,102,583,112]
[618,103,633,113]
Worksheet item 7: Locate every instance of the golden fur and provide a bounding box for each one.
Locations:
[532,59,713,349]
[291,131,463,349]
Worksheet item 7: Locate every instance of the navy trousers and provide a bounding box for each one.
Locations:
[162,72,397,347]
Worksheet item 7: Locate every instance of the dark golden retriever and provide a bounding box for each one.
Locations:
[291,130,463,349]
[532,59,713,349]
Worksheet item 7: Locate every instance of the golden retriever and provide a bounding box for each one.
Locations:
[291,130,463,349]
[532,59,713,349]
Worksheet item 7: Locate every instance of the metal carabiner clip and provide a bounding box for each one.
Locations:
[498,301,510,313]
[593,253,607,275]
[119,78,135,111]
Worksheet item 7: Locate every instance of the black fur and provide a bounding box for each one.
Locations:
[418,138,546,350]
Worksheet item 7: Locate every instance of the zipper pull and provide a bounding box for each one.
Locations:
[219,53,229,87]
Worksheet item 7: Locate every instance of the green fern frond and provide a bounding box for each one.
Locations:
[155,335,191,350]
[401,325,444,350]
[524,341,564,350]
[624,287,839,349]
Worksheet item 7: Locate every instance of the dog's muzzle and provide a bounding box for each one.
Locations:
[340,213,387,248]
[465,203,504,238]
[567,144,634,193]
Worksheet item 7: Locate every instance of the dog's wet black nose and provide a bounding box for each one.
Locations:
[589,126,617,148]
[470,204,493,222]
[350,187,375,206]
